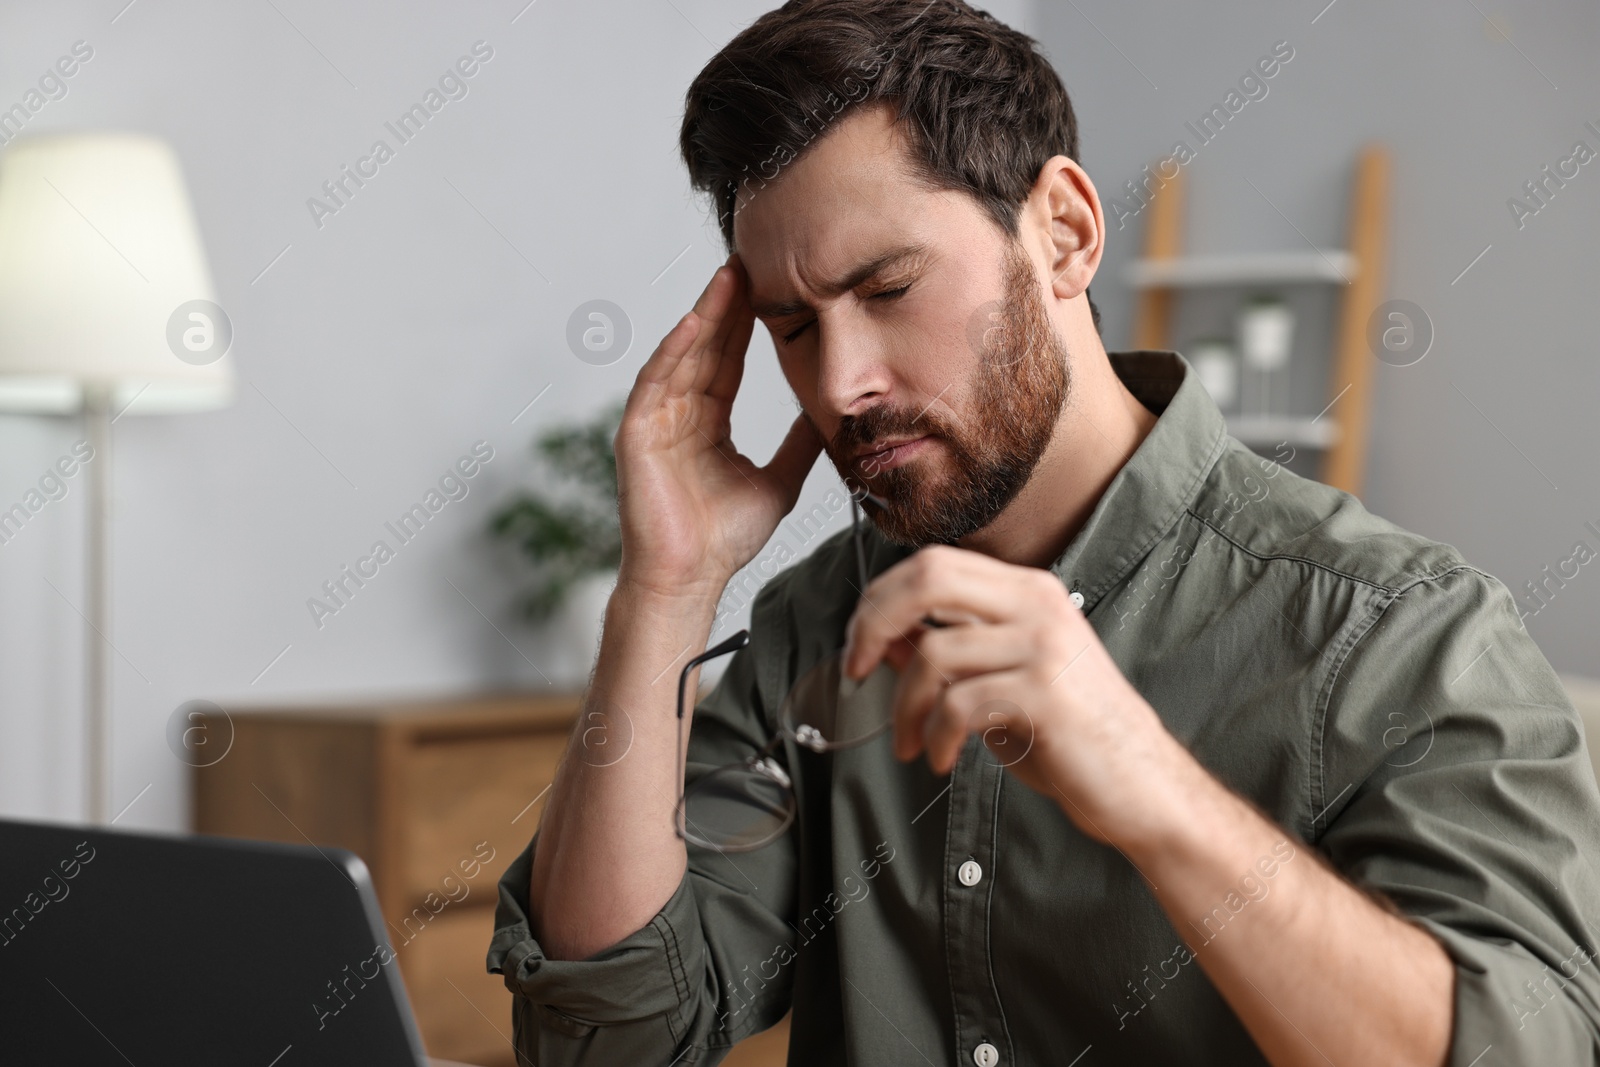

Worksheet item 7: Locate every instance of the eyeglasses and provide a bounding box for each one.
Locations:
[674,486,903,853]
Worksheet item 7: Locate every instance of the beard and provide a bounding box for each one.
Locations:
[819,239,1071,547]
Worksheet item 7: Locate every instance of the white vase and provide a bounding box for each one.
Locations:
[553,568,619,688]
[1237,301,1295,372]
[1190,340,1239,409]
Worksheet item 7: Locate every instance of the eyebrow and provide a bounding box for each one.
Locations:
[749,241,930,319]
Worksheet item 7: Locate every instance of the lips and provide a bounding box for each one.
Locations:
[856,436,920,460]
[854,435,930,473]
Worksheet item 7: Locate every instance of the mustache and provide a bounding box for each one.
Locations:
[831,403,947,459]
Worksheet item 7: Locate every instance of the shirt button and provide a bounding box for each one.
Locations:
[1069,590,1085,610]
[957,859,982,886]
[973,1042,1000,1067]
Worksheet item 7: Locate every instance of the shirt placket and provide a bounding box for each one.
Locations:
[942,735,1012,1067]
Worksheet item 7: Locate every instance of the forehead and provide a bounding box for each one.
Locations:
[732,105,991,312]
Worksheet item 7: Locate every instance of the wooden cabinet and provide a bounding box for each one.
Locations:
[192,693,790,1067]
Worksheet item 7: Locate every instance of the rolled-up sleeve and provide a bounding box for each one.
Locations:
[1317,565,1600,1064]
[487,591,802,1066]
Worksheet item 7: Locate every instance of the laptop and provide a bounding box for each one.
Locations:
[0,817,444,1066]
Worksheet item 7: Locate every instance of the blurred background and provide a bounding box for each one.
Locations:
[1,1,1596,1063]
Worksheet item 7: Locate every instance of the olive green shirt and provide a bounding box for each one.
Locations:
[489,351,1600,1065]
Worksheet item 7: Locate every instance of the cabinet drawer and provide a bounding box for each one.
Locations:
[401,732,567,901]
[397,903,516,1067]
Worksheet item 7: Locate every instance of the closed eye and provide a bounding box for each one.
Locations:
[780,285,912,345]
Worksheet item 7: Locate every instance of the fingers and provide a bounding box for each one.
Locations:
[921,669,1032,776]
[628,311,700,407]
[683,255,751,396]
[890,624,1028,762]
[844,548,1058,680]
[632,259,741,402]
[706,254,756,404]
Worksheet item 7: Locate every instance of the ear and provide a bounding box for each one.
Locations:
[1025,156,1105,303]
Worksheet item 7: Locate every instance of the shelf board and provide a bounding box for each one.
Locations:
[1127,250,1358,289]
[1226,415,1341,451]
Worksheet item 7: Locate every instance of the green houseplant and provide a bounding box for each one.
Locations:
[489,400,625,623]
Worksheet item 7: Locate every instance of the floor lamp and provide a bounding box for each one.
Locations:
[0,133,234,823]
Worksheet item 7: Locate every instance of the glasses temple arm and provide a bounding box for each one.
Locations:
[675,628,752,828]
[850,493,871,594]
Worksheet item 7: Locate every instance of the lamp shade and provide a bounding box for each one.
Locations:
[0,132,233,414]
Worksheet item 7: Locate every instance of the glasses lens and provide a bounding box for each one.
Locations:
[780,650,898,752]
[680,761,795,852]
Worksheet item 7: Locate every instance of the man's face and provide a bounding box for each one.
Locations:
[735,104,1071,547]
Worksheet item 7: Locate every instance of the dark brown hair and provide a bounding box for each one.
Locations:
[679,0,1100,331]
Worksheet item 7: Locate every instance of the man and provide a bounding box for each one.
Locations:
[488,2,1600,1063]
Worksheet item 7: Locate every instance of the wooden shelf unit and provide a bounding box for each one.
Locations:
[1127,144,1391,497]
[1127,249,1357,288]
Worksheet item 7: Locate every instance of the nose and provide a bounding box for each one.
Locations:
[813,316,892,419]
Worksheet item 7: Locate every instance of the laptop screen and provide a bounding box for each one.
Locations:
[0,818,429,1066]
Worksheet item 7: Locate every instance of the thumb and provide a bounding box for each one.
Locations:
[761,412,825,506]
[884,635,918,673]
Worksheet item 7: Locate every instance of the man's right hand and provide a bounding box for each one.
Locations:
[531,254,821,962]
[614,253,824,601]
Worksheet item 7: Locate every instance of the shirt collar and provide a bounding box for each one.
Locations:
[1047,350,1227,610]
[863,349,1227,608]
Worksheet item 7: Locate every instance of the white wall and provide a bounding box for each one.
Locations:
[4,0,1591,833]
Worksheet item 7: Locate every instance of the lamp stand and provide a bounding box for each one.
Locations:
[84,383,113,823]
